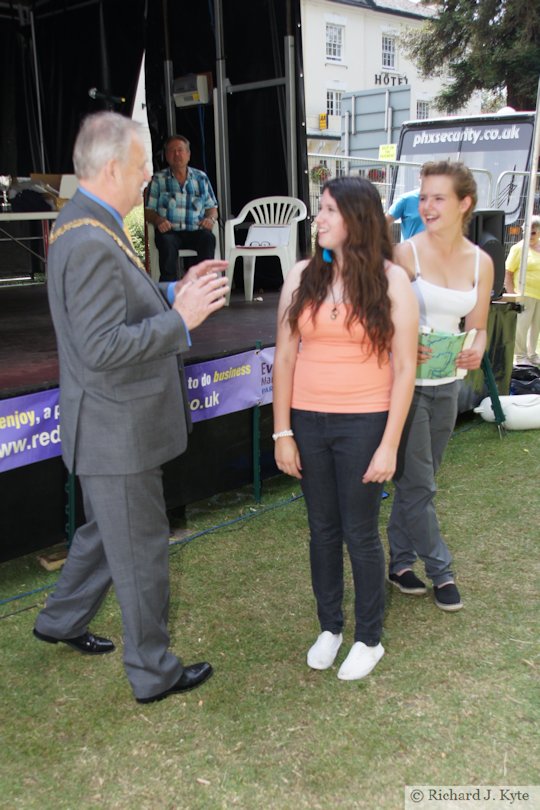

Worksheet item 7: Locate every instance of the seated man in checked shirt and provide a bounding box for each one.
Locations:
[145,134,218,281]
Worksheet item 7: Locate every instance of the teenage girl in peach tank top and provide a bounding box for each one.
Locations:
[272,177,418,681]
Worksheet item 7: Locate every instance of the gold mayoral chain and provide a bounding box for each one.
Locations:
[50,218,146,273]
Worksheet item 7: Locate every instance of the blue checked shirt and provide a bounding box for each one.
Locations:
[146,167,218,231]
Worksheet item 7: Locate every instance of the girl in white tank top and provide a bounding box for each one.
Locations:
[409,239,479,334]
[409,239,480,386]
[387,161,494,613]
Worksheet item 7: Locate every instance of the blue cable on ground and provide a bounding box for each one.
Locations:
[0,493,305,611]
[0,412,485,614]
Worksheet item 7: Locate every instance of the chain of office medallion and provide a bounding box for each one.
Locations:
[50,217,145,273]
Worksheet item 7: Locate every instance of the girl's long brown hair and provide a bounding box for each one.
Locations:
[287,176,394,358]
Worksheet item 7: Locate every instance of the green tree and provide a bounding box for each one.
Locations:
[403,0,540,112]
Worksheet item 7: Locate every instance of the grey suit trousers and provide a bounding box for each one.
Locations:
[35,468,183,699]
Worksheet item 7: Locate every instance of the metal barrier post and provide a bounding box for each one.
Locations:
[252,341,262,503]
[481,353,506,438]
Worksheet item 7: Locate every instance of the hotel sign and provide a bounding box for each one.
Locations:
[374,73,408,86]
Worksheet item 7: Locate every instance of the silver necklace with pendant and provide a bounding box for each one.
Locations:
[330,286,342,320]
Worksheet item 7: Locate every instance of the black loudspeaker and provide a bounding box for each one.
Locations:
[467,209,506,299]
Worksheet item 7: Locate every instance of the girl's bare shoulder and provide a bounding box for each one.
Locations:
[385,260,414,289]
[390,242,416,280]
[283,258,310,288]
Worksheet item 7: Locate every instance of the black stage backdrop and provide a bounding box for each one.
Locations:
[145,0,309,217]
[0,0,308,561]
[0,0,146,175]
[0,0,309,234]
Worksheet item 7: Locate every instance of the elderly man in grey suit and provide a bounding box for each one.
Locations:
[33,111,229,704]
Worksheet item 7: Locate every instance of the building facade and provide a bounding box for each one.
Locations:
[301,0,481,160]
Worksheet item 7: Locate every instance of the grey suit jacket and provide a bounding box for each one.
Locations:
[47,190,191,475]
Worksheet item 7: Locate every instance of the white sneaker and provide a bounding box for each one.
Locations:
[337,641,384,681]
[307,631,343,670]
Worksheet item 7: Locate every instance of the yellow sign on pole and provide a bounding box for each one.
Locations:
[378,143,397,161]
[319,113,328,130]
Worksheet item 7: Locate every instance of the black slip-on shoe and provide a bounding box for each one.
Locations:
[433,584,463,612]
[136,662,213,704]
[33,628,115,654]
[388,570,427,595]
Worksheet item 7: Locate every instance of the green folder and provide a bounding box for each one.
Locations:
[416,329,476,380]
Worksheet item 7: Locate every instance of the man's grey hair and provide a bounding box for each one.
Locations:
[73,112,143,180]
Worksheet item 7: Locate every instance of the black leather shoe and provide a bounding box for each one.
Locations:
[33,628,115,655]
[136,662,213,704]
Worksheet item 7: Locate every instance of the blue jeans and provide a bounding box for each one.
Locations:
[291,409,388,646]
[387,382,459,586]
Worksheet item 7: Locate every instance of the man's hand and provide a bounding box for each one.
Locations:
[156,218,172,233]
[174,260,229,296]
[173,270,229,330]
[199,217,216,231]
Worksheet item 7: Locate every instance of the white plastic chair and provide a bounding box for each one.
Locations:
[146,221,220,282]
[224,196,307,304]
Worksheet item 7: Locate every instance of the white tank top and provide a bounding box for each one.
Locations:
[409,240,480,385]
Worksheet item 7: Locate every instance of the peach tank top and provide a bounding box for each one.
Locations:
[291,302,392,413]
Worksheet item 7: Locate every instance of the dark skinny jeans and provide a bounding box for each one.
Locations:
[291,408,388,646]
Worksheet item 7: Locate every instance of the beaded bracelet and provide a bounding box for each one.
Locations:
[272,429,294,441]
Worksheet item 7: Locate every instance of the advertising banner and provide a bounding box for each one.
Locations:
[185,350,261,423]
[259,347,275,406]
[0,348,278,472]
[0,389,61,474]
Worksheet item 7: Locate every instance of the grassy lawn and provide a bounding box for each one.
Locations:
[0,415,538,809]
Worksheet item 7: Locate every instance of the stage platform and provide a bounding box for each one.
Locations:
[0,282,281,562]
[0,283,280,399]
